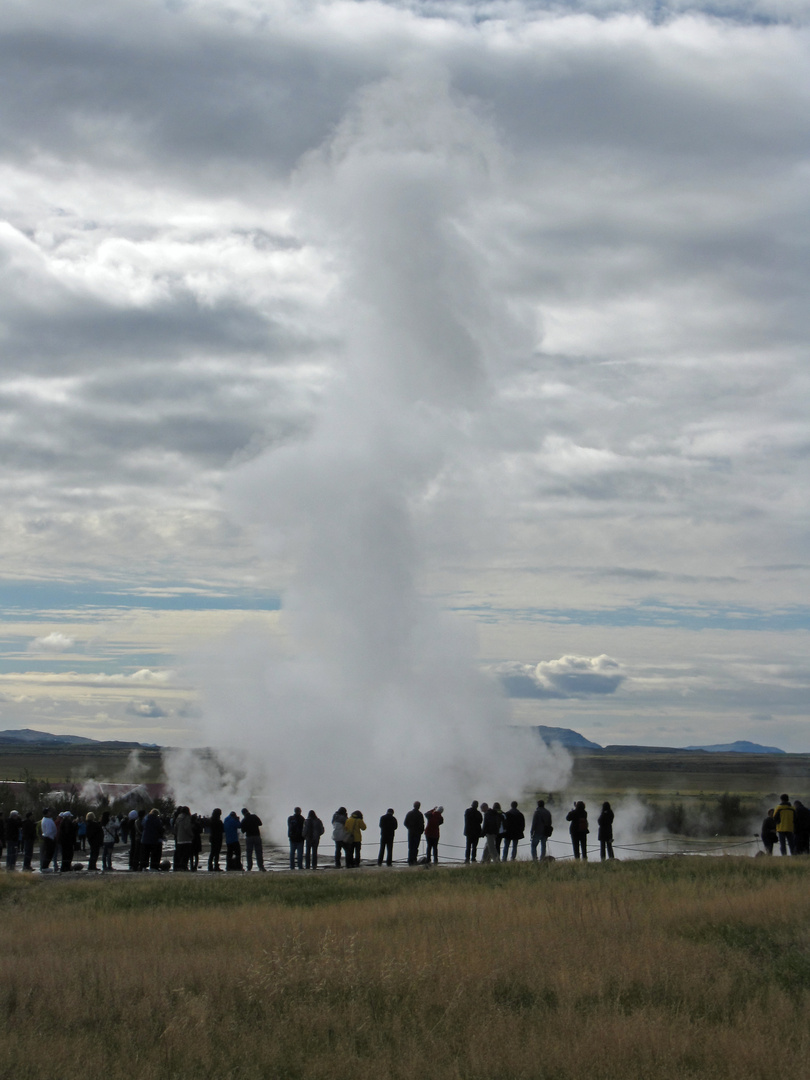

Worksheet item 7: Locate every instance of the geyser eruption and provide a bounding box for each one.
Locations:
[166,68,571,831]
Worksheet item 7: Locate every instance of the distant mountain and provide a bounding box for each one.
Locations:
[683,740,785,755]
[529,725,602,750]
[0,728,150,750]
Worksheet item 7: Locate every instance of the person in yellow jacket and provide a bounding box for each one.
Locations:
[344,811,367,867]
[773,795,796,856]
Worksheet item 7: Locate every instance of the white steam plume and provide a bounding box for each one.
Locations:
[165,66,571,833]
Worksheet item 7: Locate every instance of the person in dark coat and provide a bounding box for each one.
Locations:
[597,802,615,860]
[464,800,483,863]
[208,808,224,871]
[403,801,425,866]
[288,807,306,870]
[241,808,266,872]
[303,810,325,869]
[793,800,810,855]
[224,811,242,870]
[424,807,443,864]
[21,812,37,871]
[502,802,525,861]
[482,803,503,863]
[530,800,553,860]
[85,812,104,871]
[377,808,398,867]
[140,808,165,871]
[59,811,78,872]
[760,808,777,855]
[566,801,589,860]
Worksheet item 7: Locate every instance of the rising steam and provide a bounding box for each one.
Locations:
[164,67,571,833]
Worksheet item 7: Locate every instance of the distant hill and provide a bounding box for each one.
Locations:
[529,725,602,750]
[0,728,149,750]
[683,740,785,755]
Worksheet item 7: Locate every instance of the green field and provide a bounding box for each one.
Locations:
[1,858,809,1080]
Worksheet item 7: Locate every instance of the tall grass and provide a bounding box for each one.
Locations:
[1,859,809,1080]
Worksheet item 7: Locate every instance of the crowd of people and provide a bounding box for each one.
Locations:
[760,796,810,855]
[1,793,806,873]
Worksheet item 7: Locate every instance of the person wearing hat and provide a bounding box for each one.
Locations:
[424,806,444,864]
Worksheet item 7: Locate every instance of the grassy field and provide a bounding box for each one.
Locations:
[1,858,809,1079]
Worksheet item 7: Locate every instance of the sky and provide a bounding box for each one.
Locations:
[1,0,810,799]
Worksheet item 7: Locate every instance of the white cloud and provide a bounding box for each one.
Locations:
[496,655,626,698]
[0,0,809,755]
[28,632,75,654]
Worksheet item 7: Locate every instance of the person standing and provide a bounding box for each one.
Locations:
[792,800,810,855]
[224,810,242,870]
[303,810,324,869]
[773,794,796,855]
[464,801,483,863]
[404,801,425,866]
[21,812,36,871]
[425,807,444,864]
[344,810,367,867]
[40,808,58,872]
[241,807,266,871]
[760,808,777,855]
[378,808,398,866]
[85,812,103,872]
[173,806,193,871]
[288,807,306,870]
[59,811,78,872]
[597,802,615,860]
[101,811,117,872]
[5,811,21,870]
[139,808,164,871]
[502,802,525,861]
[567,801,589,860]
[331,808,351,868]
[530,800,553,860]
[208,808,224,872]
[482,803,503,863]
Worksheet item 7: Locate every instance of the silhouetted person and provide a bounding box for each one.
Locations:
[598,802,614,860]
[761,809,777,855]
[59,811,77,872]
[502,801,525,860]
[140,808,165,871]
[793,800,810,855]
[224,811,242,870]
[288,807,305,870]
[567,801,589,860]
[241,807,266,871]
[425,806,443,863]
[21,812,36,871]
[85,812,103,872]
[303,810,324,869]
[464,800,482,863]
[482,802,502,863]
[530,800,552,860]
[378,809,397,866]
[208,808,224,871]
[404,801,425,865]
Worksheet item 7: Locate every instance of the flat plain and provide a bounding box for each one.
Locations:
[1,857,809,1080]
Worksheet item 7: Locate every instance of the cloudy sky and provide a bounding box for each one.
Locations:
[1,0,809,766]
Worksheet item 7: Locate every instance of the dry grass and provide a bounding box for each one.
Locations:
[1,858,809,1079]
